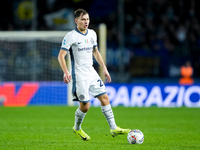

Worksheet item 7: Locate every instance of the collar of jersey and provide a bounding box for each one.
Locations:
[75,28,88,36]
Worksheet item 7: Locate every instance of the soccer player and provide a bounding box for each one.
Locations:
[58,8,130,141]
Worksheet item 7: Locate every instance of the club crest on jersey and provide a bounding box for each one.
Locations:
[79,94,85,100]
[90,38,94,44]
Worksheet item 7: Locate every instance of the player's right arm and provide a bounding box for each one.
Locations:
[58,50,71,84]
[58,32,73,84]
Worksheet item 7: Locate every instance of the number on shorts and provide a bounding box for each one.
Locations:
[97,79,103,87]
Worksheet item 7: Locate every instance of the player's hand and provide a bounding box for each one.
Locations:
[63,72,71,84]
[103,67,111,83]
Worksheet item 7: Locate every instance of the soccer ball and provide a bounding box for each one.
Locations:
[127,129,144,144]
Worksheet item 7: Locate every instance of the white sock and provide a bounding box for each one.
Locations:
[101,104,117,130]
[74,108,86,130]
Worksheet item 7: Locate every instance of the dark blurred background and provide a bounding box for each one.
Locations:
[0,0,200,83]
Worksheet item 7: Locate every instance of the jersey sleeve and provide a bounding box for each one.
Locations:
[60,32,73,51]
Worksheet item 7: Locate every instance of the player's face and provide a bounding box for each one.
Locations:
[76,13,90,32]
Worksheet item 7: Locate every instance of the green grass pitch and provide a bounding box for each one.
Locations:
[0,106,200,150]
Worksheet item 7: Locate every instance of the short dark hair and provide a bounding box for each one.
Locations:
[74,8,88,18]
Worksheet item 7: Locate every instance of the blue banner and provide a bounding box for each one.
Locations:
[91,83,200,107]
[0,82,199,107]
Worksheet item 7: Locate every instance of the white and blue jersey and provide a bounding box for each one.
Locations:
[61,28,107,102]
[61,28,99,82]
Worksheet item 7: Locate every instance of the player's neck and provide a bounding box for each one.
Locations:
[77,27,87,34]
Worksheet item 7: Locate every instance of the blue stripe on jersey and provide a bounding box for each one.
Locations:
[69,48,78,100]
[75,28,88,36]
[69,48,75,82]
[73,99,90,103]
[61,47,69,51]
[93,45,97,47]
[94,92,107,98]
[80,100,90,103]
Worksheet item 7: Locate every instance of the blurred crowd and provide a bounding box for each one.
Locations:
[123,0,200,79]
[0,0,200,82]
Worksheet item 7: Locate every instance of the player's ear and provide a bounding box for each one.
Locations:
[75,19,78,24]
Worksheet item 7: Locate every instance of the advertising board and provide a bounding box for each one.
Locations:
[1,82,199,107]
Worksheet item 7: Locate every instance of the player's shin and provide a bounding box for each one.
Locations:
[101,104,117,130]
[74,108,86,130]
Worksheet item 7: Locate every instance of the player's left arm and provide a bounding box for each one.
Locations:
[93,46,111,83]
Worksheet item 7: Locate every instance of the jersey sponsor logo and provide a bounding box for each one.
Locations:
[78,42,82,44]
[78,47,93,51]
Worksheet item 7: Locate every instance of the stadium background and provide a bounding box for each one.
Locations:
[0,0,200,107]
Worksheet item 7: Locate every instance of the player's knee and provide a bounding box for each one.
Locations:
[80,106,89,113]
[98,94,110,106]
[79,102,90,113]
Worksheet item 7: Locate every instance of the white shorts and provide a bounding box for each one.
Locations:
[72,77,107,103]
